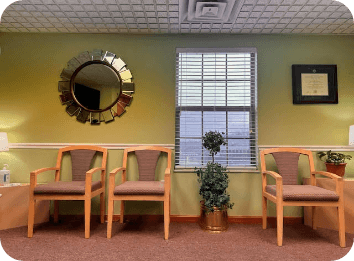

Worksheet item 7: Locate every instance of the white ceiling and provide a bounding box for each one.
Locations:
[0,0,353,34]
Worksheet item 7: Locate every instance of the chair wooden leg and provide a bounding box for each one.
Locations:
[164,198,170,240]
[276,203,283,246]
[54,200,59,223]
[262,196,267,229]
[85,198,91,239]
[120,201,125,224]
[338,204,346,247]
[100,192,105,224]
[28,197,35,238]
[312,206,317,230]
[107,197,114,239]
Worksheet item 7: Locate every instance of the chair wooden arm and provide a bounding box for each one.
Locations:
[311,171,343,180]
[164,167,171,177]
[30,167,60,187]
[30,167,59,176]
[262,171,283,198]
[86,167,106,181]
[164,168,171,194]
[109,167,126,177]
[262,170,282,181]
[86,167,105,176]
[311,171,344,196]
[85,167,106,192]
[108,167,126,194]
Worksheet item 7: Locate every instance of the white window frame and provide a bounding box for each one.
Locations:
[174,48,258,172]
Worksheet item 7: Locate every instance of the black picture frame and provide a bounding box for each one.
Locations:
[292,64,338,104]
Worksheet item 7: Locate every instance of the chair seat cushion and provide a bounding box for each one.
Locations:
[114,181,165,195]
[34,181,102,195]
[265,185,339,201]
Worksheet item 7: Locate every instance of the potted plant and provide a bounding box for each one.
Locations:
[317,150,352,177]
[195,131,234,232]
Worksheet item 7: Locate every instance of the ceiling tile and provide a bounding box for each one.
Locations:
[308,0,321,4]
[275,23,286,28]
[241,5,253,12]
[280,28,292,33]
[253,5,265,12]
[250,12,262,18]
[132,5,144,11]
[0,0,352,35]
[295,12,308,18]
[312,5,325,12]
[261,28,272,33]
[251,28,262,33]
[230,28,241,33]
[239,28,251,33]
[238,12,250,18]
[273,11,286,17]
[288,6,301,12]
[148,18,157,23]
[264,23,275,29]
[282,0,296,5]
[247,18,258,23]
[277,6,289,12]
[265,6,277,12]
[258,18,269,24]
[279,18,291,23]
[107,5,119,11]
[260,11,273,18]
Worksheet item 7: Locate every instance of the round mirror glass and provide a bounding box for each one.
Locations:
[72,63,121,111]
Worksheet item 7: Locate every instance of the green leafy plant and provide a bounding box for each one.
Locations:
[195,131,234,213]
[202,131,227,163]
[317,150,352,165]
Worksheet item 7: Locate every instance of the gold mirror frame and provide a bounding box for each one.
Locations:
[58,49,135,124]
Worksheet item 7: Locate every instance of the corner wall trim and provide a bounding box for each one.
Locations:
[9,143,175,150]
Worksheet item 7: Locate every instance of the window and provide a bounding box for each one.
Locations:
[175,48,258,171]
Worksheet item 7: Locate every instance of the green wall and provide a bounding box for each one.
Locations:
[1,33,354,217]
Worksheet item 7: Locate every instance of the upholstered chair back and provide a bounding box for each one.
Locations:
[135,150,161,181]
[271,152,300,185]
[70,150,97,181]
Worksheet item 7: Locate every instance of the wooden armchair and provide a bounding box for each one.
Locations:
[28,145,107,239]
[260,148,345,247]
[107,146,172,240]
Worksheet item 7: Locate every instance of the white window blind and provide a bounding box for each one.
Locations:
[175,48,258,170]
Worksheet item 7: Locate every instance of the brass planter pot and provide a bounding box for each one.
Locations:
[199,201,229,233]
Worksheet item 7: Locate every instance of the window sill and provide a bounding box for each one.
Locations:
[173,167,259,173]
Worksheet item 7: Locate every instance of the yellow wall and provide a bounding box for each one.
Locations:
[1,33,354,217]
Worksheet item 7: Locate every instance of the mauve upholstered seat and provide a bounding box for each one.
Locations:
[114,181,165,195]
[266,185,339,201]
[34,181,102,195]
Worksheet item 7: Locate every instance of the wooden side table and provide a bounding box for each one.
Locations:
[303,178,354,234]
[0,184,49,230]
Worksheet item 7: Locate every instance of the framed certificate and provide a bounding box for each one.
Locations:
[292,64,338,104]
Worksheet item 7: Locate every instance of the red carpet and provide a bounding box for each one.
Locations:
[1,216,353,261]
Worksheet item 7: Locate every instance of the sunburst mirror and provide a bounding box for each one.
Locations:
[58,49,134,124]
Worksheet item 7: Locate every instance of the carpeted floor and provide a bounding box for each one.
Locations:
[1,216,353,261]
